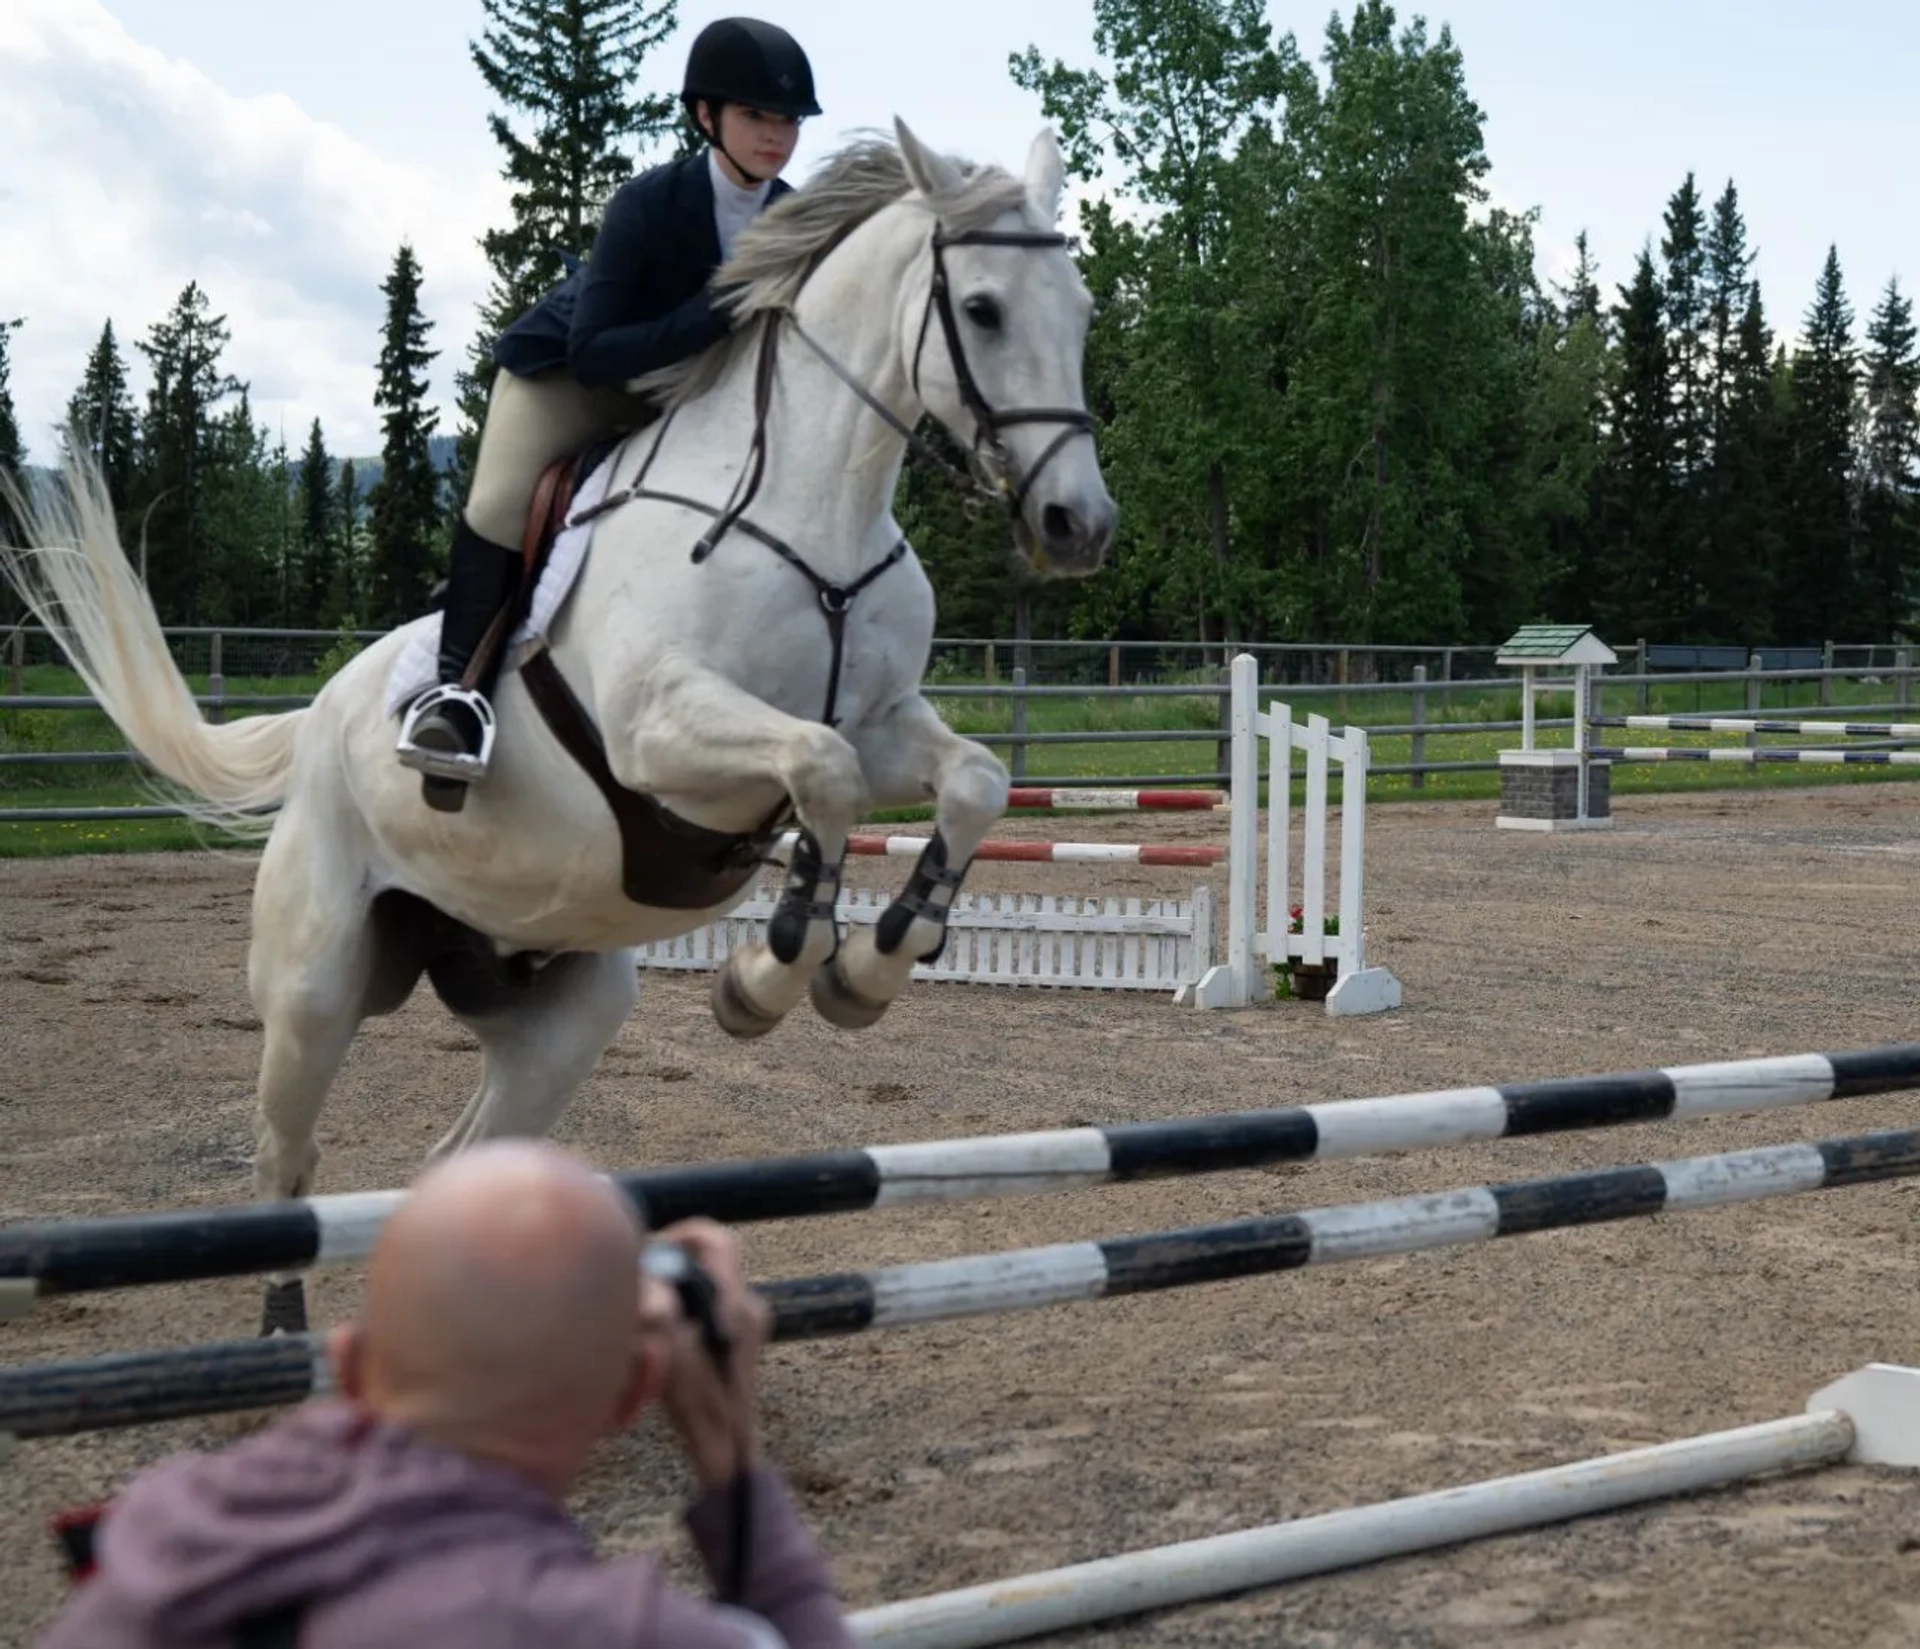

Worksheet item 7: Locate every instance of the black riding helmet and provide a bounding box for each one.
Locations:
[681,17,821,121]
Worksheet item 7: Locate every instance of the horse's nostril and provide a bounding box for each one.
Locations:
[1042,504,1074,544]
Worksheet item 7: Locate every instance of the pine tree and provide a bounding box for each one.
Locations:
[0,317,22,625]
[132,282,245,620]
[1696,180,1765,641]
[1860,277,1920,639]
[296,418,336,625]
[0,316,23,477]
[1596,249,1680,636]
[1556,232,1604,333]
[1778,246,1861,641]
[366,243,443,627]
[333,458,363,622]
[61,320,138,511]
[1703,181,1755,436]
[451,0,682,492]
[1699,284,1782,641]
[1660,175,1710,482]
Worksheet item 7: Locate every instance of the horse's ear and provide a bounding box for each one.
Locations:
[1025,127,1065,224]
[894,115,964,200]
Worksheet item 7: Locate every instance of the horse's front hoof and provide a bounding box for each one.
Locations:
[711,955,782,1039]
[261,1278,308,1338]
[809,952,891,1031]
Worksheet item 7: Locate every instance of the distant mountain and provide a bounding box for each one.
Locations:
[331,434,461,498]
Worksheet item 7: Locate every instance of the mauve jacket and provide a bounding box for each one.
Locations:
[34,1399,858,1649]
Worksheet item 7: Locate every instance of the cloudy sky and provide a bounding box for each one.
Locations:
[4,0,1916,464]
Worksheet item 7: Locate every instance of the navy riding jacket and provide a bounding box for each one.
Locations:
[493,149,792,390]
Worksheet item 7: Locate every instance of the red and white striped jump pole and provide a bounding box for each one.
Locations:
[1005,788,1225,812]
[774,832,1223,868]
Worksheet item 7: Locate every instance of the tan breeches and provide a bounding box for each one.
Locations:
[462,367,653,548]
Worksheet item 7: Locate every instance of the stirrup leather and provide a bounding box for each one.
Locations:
[396,684,498,782]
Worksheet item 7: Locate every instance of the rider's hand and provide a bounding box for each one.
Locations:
[637,1218,770,1490]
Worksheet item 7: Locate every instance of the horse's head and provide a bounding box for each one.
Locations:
[892,116,1117,579]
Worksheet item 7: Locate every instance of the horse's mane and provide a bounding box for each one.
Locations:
[632,134,1035,410]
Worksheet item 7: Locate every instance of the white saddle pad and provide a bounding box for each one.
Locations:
[383,445,621,719]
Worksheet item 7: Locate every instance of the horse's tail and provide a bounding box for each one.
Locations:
[2,448,307,841]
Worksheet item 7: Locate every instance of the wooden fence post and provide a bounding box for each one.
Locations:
[1410,664,1427,791]
[1010,666,1027,780]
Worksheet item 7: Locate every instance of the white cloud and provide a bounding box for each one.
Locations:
[0,0,510,463]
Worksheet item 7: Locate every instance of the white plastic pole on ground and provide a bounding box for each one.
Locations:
[848,1363,1920,1649]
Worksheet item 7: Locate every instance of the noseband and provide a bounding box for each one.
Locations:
[910,225,1098,517]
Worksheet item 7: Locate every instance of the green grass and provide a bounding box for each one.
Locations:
[6,662,1918,857]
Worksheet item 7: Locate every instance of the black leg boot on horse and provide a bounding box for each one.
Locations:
[396,516,526,813]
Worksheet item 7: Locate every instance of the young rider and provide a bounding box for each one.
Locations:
[397,17,820,808]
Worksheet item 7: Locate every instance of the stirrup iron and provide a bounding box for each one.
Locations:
[396,684,498,782]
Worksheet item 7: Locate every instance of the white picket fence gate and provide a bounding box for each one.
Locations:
[636,884,1216,993]
[632,652,1399,1010]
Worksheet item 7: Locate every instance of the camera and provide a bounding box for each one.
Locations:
[641,1240,731,1363]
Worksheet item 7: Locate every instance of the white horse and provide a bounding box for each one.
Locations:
[1,118,1115,1334]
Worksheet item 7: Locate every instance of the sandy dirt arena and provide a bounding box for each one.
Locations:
[5,785,1920,1647]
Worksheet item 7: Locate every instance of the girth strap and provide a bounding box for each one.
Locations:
[520,649,788,911]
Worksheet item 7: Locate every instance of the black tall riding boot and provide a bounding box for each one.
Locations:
[396,516,524,810]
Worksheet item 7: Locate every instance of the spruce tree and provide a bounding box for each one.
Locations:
[62,320,138,511]
[1696,180,1767,641]
[452,0,682,491]
[1700,284,1782,641]
[1860,278,1920,639]
[366,243,443,627]
[0,317,22,626]
[1556,232,1604,333]
[1703,181,1755,434]
[0,316,23,477]
[132,282,245,620]
[297,417,336,626]
[1597,249,1680,636]
[1658,176,1710,633]
[333,459,363,622]
[1660,175,1709,481]
[1778,246,1861,641]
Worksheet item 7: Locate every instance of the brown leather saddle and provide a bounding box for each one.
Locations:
[467,439,791,912]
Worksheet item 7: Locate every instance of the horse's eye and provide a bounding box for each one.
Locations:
[963,294,1002,330]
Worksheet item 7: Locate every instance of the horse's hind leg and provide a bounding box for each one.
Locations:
[812,692,1008,1028]
[246,810,385,1335]
[424,946,639,1161]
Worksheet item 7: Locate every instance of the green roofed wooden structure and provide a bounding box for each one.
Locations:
[1495,624,1619,668]
[1494,624,1618,833]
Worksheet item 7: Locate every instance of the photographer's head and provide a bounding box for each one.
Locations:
[325,1141,666,1497]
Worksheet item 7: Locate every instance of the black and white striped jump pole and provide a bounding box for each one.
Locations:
[5,1044,1918,1315]
[6,1122,1920,1442]
[1592,746,1920,767]
[1591,714,1920,740]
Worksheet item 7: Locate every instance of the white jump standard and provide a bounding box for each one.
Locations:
[1179,653,1400,1014]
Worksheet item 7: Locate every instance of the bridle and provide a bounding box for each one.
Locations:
[782,222,1097,524]
[570,211,1096,724]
